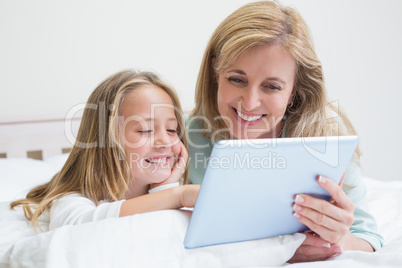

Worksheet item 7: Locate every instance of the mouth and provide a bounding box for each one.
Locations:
[145,156,170,165]
[233,108,266,122]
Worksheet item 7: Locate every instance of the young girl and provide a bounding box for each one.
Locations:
[11,70,200,229]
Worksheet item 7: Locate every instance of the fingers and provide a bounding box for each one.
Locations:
[166,141,188,181]
[288,245,342,263]
[293,197,346,231]
[292,175,355,244]
[288,233,344,263]
[293,210,349,243]
[172,141,188,173]
[302,232,331,248]
[179,141,189,165]
[317,175,354,210]
[339,172,346,187]
[295,176,354,218]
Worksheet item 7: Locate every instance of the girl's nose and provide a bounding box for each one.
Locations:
[153,130,172,149]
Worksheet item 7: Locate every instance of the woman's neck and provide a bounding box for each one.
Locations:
[235,121,283,140]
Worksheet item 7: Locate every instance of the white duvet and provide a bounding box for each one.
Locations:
[1,207,305,268]
[0,156,402,267]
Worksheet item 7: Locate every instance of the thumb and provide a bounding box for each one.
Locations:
[339,172,346,187]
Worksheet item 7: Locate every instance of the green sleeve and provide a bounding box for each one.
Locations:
[343,160,384,250]
[185,115,213,185]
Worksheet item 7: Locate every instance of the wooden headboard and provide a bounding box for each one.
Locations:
[0,117,81,160]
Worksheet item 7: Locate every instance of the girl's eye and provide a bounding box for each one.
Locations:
[138,130,152,134]
[167,129,177,134]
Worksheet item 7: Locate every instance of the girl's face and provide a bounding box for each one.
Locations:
[216,44,296,139]
[120,85,181,185]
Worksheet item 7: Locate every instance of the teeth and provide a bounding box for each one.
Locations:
[148,158,167,164]
[236,110,263,121]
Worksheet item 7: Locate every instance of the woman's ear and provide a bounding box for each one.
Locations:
[289,90,296,105]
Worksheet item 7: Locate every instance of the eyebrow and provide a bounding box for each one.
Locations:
[266,77,286,86]
[227,69,287,86]
[135,117,177,122]
[227,69,247,75]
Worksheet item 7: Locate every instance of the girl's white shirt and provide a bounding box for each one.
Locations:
[49,182,179,230]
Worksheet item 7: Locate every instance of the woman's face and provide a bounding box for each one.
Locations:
[216,44,296,139]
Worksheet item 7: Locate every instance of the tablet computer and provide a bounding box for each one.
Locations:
[184,135,358,249]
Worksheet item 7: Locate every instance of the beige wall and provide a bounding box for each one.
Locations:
[1,0,401,181]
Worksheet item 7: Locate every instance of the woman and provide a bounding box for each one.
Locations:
[186,0,383,263]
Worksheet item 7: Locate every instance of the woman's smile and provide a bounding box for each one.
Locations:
[216,44,296,139]
[232,107,267,126]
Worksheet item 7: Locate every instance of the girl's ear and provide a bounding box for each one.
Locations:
[211,57,219,81]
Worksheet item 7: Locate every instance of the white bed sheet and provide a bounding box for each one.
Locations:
[1,206,305,268]
[0,156,401,267]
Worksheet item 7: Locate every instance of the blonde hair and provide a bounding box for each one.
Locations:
[191,0,360,155]
[10,70,188,228]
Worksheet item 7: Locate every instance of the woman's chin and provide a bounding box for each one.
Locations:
[230,130,266,140]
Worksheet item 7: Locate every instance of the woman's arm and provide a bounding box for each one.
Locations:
[119,185,199,217]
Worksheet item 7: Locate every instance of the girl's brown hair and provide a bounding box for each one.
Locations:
[10,70,188,228]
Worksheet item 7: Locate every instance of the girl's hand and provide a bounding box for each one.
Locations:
[150,141,188,189]
[290,174,355,261]
[179,184,200,208]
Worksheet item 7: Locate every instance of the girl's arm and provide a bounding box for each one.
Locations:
[119,184,199,217]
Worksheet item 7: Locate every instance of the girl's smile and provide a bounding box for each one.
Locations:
[144,155,171,165]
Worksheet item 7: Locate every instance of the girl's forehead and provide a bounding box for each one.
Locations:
[124,86,173,106]
[121,85,176,118]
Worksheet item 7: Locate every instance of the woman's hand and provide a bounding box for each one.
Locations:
[292,175,354,245]
[289,174,355,262]
[287,232,343,263]
[150,141,188,190]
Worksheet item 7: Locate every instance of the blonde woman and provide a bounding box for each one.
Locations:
[11,70,199,229]
[187,0,383,262]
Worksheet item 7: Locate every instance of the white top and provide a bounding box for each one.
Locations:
[49,182,180,230]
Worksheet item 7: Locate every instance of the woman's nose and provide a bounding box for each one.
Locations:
[241,86,261,111]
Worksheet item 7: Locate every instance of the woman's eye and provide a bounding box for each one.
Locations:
[263,84,281,91]
[228,77,246,84]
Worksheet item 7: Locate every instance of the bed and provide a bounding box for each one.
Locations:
[1,117,401,268]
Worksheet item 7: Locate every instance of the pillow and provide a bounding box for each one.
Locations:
[0,154,69,202]
[0,201,49,264]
